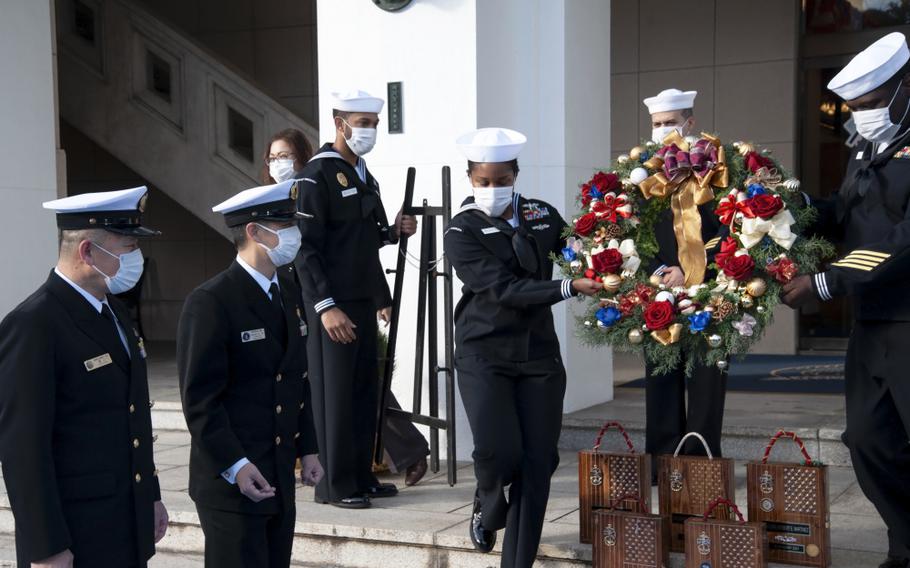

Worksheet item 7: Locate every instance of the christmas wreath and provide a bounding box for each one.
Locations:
[556,132,834,374]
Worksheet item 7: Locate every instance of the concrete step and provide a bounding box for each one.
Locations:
[559,387,851,466]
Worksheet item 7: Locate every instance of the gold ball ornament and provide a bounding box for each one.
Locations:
[746,278,768,298]
[649,274,662,287]
[628,329,644,345]
[740,294,755,309]
[602,274,622,293]
[629,146,644,161]
[707,334,723,349]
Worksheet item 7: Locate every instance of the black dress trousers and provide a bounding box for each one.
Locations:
[305,299,380,503]
[196,504,295,568]
[844,321,910,558]
[644,356,727,473]
[456,353,567,568]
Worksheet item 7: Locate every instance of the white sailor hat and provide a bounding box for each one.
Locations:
[212,179,312,228]
[43,186,159,236]
[643,88,697,114]
[456,128,527,163]
[828,32,909,100]
[331,89,385,113]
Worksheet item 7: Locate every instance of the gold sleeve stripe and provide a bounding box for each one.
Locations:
[704,238,721,249]
[848,250,890,259]
[838,257,880,268]
[831,261,874,271]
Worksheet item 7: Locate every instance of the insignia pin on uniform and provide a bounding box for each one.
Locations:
[336,172,349,187]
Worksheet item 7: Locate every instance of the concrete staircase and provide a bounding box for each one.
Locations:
[55,0,318,238]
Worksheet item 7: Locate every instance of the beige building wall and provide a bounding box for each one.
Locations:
[135,0,319,124]
[611,0,801,354]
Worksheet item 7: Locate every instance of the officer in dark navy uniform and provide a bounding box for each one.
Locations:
[444,128,601,568]
[783,32,910,568]
[641,88,729,476]
[0,186,167,568]
[292,89,417,509]
[178,180,323,567]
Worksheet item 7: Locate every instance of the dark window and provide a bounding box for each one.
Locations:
[804,0,910,35]
[73,0,95,44]
[146,50,172,103]
[227,107,254,163]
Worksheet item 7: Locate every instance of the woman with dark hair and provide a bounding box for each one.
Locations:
[444,128,601,567]
[262,128,314,184]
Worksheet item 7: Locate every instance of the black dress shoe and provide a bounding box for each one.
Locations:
[405,457,428,486]
[316,495,371,509]
[469,498,496,553]
[880,557,910,568]
[364,482,398,498]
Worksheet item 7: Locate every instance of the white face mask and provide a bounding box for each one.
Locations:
[651,119,690,144]
[852,83,910,144]
[269,159,296,183]
[254,223,301,267]
[342,119,377,156]
[91,243,144,295]
[473,186,513,218]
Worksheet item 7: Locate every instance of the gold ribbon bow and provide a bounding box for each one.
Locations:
[650,323,684,346]
[744,166,782,189]
[638,132,728,286]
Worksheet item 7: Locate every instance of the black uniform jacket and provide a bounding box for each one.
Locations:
[444,194,575,362]
[646,202,728,280]
[293,143,395,314]
[177,262,318,515]
[810,129,910,320]
[0,271,160,566]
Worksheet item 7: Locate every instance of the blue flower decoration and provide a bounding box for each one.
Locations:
[562,247,577,262]
[747,184,766,198]
[688,311,712,333]
[589,186,604,200]
[596,306,622,328]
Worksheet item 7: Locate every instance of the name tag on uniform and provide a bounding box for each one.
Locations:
[481,227,500,235]
[856,151,865,159]
[84,353,113,371]
[300,323,308,337]
[241,328,266,343]
[341,188,358,198]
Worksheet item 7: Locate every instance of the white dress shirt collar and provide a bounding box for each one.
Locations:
[54,268,105,313]
[236,255,279,298]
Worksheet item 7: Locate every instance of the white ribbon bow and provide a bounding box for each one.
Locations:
[739,209,796,250]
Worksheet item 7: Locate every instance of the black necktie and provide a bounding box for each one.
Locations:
[101,303,128,357]
[269,283,288,344]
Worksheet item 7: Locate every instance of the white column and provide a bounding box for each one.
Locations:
[0,0,60,319]
[316,0,612,460]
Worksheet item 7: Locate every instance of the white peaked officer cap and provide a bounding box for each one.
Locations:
[643,88,698,114]
[331,89,385,113]
[212,179,313,228]
[456,128,527,163]
[42,185,160,236]
[828,32,910,100]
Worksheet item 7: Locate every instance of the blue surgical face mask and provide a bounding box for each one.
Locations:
[91,243,144,294]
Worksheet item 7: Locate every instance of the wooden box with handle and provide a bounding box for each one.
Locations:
[746,430,830,566]
[684,497,768,568]
[578,421,651,544]
[657,432,734,553]
[592,493,669,568]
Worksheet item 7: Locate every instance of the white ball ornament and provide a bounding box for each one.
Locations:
[629,167,649,185]
[655,291,676,305]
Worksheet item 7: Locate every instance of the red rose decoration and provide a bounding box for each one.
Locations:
[592,248,623,275]
[714,236,739,269]
[744,151,775,173]
[723,254,756,281]
[742,194,784,219]
[590,172,621,192]
[643,301,675,331]
[574,212,597,236]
